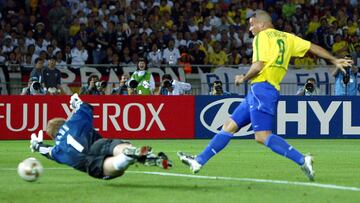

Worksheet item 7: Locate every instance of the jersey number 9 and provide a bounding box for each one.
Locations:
[276,39,285,65]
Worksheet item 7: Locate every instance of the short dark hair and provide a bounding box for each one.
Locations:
[162,74,172,81]
[306,77,316,83]
[87,74,99,85]
[213,80,223,85]
[34,57,43,64]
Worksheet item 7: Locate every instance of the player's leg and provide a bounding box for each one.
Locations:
[112,141,133,156]
[85,154,126,179]
[102,154,131,177]
[91,138,151,159]
[249,82,314,180]
[254,128,314,181]
[87,139,135,179]
[178,97,251,173]
[111,139,172,169]
[194,118,240,166]
[252,114,305,166]
[108,144,172,172]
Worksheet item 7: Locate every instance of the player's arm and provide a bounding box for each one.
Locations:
[235,61,264,85]
[69,93,94,122]
[30,130,54,160]
[33,143,54,160]
[309,43,353,72]
[236,33,268,85]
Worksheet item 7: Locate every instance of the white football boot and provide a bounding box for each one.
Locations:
[300,155,315,181]
[177,152,202,174]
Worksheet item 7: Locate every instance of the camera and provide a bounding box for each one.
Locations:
[128,79,139,89]
[212,80,223,95]
[31,81,41,91]
[214,85,222,92]
[163,80,173,88]
[95,81,107,89]
[29,81,44,95]
[304,82,314,93]
[342,66,351,85]
[96,44,102,51]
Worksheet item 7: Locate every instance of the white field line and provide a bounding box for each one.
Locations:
[127,171,360,192]
[3,167,360,192]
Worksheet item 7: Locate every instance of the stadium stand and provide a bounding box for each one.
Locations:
[0,0,359,95]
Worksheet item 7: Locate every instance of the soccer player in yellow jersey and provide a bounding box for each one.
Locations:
[178,10,353,181]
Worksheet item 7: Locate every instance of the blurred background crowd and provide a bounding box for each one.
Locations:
[0,0,359,96]
[0,0,359,70]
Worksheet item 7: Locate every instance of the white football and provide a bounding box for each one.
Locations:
[17,157,44,182]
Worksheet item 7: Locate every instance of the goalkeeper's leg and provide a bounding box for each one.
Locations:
[101,145,152,177]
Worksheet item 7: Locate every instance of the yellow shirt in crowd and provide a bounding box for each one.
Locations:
[209,51,228,65]
[332,41,349,57]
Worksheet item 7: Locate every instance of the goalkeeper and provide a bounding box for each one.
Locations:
[30,94,172,180]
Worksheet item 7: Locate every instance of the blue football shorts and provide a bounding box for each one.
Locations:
[230,82,279,132]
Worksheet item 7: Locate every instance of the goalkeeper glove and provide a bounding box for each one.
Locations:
[69,93,83,110]
[30,130,44,152]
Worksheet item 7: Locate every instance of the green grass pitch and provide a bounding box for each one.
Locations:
[1,139,360,203]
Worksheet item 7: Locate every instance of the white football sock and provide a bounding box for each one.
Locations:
[112,153,134,171]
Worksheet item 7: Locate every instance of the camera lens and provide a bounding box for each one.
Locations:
[32,82,41,90]
[129,80,139,88]
[305,82,314,93]
[163,80,172,88]
[343,66,351,84]
[95,81,107,89]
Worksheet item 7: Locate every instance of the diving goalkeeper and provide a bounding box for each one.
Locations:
[30,94,172,180]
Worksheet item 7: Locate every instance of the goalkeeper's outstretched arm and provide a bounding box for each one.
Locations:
[30,130,54,160]
[32,142,54,160]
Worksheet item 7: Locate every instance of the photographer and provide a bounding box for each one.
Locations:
[210,80,230,95]
[333,65,358,96]
[296,77,321,96]
[112,74,130,95]
[127,79,139,95]
[159,74,191,95]
[79,75,106,95]
[21,77,45,95]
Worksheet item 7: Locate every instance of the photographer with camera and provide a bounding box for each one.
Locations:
[159,74,191,95]
[112,73,130,95]
[296,77,321,96]
[333,65,358,96]
[129,58,155,95]
[210,80,231,95]
[126,79,139,95]
[80,74,106,95]
[21,77,45,95]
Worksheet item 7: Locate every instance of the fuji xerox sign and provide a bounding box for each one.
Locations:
[0,95,195,139]
[195,96,360,139]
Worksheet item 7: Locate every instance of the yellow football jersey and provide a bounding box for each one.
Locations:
[251,28,311,90]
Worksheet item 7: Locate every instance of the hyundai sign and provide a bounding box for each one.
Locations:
[195,96,360,139]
